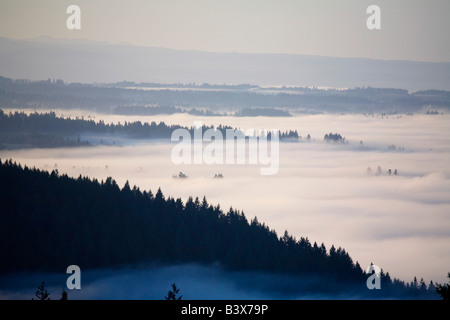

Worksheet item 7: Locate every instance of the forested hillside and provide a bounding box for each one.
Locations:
[0,159,438,298]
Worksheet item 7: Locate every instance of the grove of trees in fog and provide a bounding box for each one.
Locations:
[0,110,299,149]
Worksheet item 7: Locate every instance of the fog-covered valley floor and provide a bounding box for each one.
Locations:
[0,263,398,300]
[1,112,449,298]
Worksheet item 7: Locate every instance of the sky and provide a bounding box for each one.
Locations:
[0,0,449,62]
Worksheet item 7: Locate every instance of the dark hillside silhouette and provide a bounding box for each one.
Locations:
[0,159,438,298]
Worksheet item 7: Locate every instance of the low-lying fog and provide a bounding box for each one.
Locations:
[1,112,449,295]
[0,263,373,300]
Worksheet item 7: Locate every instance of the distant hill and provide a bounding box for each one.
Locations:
[1,75,449,113]
[0,159,439,299]
[0,37,449,91]
[235,107,292,117]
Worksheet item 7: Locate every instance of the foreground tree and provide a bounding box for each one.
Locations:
[165,283,182,300]
[33,282,50,300]
[436,273,450,301]
[60,289,68,300]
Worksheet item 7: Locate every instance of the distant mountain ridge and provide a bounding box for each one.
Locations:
[1,75,449,114]
[0,37,449,91]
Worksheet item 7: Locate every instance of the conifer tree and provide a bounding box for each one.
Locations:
[165,283,182,300]
[436,273,450,301]
[60,289,68,300]
[33,282,50,300]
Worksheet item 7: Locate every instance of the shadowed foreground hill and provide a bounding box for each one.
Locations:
[0,159,438,298]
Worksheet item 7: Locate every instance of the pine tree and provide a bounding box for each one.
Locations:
[412,276,418,289]
[60,289,68,300]
[436,273,450,301]
[428,280,436,294]
[419,278,427,293]
[33,282,50,300]
[165,283,182,300]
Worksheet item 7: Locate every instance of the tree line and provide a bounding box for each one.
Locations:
[0,110,300,149]
[114,105,292,117]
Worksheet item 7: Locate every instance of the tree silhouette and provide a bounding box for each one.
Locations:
[165,283,182,300]
[324,133,346,143]
[436,273,450,300]
[60,289,68,300]
[33,282,50,300]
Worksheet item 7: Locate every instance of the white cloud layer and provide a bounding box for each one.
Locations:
[1,113,449,284]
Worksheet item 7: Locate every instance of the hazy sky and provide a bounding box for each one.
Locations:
[0,0,449,62]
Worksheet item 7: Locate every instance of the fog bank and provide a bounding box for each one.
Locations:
[1,114,449,284]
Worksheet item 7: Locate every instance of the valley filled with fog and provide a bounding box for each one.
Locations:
[0,263,382,300]
[1,111,449,296]
[2,0,450,302]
